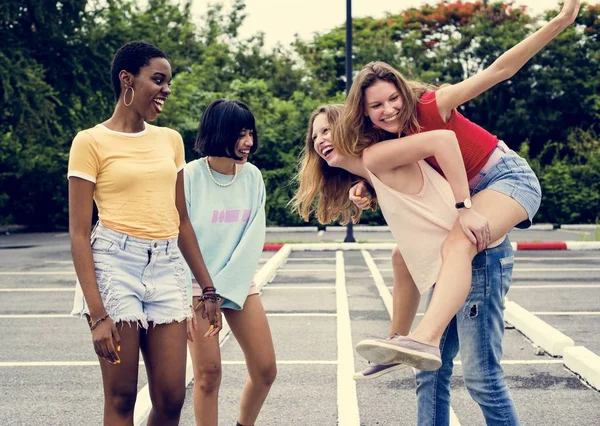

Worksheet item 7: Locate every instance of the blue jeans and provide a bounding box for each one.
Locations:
[415,237,520,426]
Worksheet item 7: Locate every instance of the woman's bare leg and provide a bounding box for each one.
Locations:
[390,246,421,336]
[410,189,527,346]
[98,322,140,426]
[188,297,222,426]
[226,294,276,426]
[141,321,188,426]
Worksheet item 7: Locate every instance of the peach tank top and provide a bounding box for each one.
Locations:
[366,161,458,294]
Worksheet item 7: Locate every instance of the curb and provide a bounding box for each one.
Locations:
[563,346,600,391]
[262,242,600,251]
[504,300,574,357]
[262,223,598,233]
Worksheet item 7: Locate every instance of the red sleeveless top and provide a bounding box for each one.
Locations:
[410,91,498,180]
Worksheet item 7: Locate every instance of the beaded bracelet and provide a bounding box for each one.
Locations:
[90,314,110,331]
[201,292,222,303]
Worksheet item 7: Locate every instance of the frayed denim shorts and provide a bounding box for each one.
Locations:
[471,145,542,229]
[71,223,192,328]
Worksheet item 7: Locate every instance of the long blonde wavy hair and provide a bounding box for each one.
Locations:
[335,61,437,156]
[291,104,371,225]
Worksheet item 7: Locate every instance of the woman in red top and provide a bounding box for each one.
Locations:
[336,0,579,381]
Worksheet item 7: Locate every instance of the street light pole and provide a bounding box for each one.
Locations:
[344,0,355,243]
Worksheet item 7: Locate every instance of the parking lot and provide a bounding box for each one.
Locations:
[0,232,599,425]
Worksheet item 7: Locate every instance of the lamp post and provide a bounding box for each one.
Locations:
[344,0,355,243]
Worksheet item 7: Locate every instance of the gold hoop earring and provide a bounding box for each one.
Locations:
[123,86,135,107]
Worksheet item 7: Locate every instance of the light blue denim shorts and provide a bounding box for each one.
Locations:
[471,145,542,229]
[71,223,192,328]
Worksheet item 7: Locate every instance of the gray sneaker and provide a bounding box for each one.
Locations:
[353,362,410,381]
[356,335,442,371]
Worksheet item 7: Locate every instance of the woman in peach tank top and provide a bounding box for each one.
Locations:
[293,105,504,374]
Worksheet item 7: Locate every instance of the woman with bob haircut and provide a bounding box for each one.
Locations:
[184,99,276,426]
[68,41,220,425]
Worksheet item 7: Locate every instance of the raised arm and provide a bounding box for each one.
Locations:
[436,0,580,119]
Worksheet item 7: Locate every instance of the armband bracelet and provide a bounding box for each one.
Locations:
[202,286,216,294]
[90,314,110,331]
[201,293,221,303]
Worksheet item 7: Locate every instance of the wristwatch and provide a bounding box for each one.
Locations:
[455,197,472,209]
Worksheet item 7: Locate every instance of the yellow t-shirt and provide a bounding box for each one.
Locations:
[67,124,185,239]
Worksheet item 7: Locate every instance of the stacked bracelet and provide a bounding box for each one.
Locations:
[201,292,221,303]
[202,286,216,294]
[90,314,110,331]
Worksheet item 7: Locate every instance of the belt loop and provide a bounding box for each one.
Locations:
[120,233,128,250]
[498,140,508,153]
[165,240,170,255]
[91,221,99,239]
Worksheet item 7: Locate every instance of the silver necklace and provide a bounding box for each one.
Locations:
[205,157,237,187]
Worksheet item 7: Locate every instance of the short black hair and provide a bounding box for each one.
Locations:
[195,99,259,160]
[110,41,168,101]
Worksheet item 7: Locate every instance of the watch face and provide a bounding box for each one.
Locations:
[464,198,472,208]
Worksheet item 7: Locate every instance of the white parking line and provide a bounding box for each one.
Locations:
[336,251,360,425]
[0,314,71,319]
[0,313,338,319]
[532,312,600,316]
[514,268,600,272]
[0,361,111,367]
[285,258,336,261]
[377,268,600,273]
[371,256,600,262]
[266,313,337,317]
[0,271,75,275]
[264,286,335,290]
[511,284,600,289]
[0,359,562,368]
[0,285,336,293]
[222,360,337,365]
[362,250,461,426]
[515,257,600,261]
[0,288,73,292]
[455,360,564,365]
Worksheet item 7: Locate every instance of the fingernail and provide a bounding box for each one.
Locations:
[117,345,121,352]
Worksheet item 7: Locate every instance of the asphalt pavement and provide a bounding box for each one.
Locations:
[0,231,599,425]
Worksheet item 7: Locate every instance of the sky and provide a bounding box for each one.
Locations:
[189,0,568,48]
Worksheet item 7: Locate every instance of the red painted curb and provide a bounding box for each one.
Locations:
[263,243,284,251]
[516,241,568,250]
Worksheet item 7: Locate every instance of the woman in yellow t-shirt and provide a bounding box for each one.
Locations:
[68,41,220,425]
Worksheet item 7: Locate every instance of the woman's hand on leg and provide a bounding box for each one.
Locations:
[457,209,491,252]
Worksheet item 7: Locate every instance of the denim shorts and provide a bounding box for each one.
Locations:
[71,223,192,328]
[471,148,542,229]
